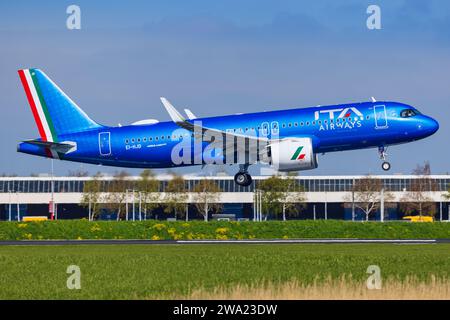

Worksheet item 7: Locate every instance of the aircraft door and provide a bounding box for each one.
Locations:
[99,132,111,156]
[374,105,388,129]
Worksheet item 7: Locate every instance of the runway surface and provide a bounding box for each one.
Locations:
[0,239,448,245]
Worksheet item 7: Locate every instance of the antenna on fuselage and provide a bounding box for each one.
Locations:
[371,97,377,102]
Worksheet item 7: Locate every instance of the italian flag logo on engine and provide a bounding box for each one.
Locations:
[291,146,305,160]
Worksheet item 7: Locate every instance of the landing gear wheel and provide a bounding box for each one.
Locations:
[381,161,391,171]
[234,172,252,187]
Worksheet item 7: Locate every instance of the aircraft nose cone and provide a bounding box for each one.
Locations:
[422,117,439,135]
[428,117,439,134]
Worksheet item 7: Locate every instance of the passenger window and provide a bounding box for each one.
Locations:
[271,122,279,135]
[261,122,269,136]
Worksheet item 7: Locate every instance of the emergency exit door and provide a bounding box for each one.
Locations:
[99,132,111,156]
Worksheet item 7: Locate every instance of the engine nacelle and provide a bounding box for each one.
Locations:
[269,137,318,171]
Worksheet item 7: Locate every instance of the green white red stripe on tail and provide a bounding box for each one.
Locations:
[18,69,58,143]
[18,69,59,158]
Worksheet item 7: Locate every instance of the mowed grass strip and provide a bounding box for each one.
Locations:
[1,220,450,241]
[0,244,449,299]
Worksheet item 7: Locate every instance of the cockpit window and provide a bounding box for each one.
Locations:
[400,109,419,118]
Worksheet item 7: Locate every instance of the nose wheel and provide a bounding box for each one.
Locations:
[381,161,391,171]
[234,164,253,187]
[378,146,391,171]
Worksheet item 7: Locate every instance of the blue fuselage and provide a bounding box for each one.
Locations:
[18,101,439,169]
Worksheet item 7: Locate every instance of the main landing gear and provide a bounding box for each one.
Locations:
[378,146,391,171]
[234,164,252,187]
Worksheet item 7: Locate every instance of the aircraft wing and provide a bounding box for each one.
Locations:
[160,97,269,163]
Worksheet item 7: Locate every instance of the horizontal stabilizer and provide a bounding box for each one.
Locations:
[22,139,77,154]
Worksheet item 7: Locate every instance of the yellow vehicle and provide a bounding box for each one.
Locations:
[22,216,48,222]
[403,215,434,222]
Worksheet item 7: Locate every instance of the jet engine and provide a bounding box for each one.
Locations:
[268,137,318,171]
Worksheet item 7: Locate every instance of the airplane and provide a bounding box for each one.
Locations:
[17,68,439,186]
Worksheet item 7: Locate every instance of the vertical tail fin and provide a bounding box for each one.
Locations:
[18,68,102,142]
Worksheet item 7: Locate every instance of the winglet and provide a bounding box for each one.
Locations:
[160,97,186,123]
[184,108,197,120]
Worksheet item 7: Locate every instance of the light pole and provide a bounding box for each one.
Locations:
[125,189,129,221]
[139,191,142,221]
[88,199,92,221]
[16,192,20,221]
[132,190,135,221]
[8,190,11,222]
[51,159,55,220]
[351,188,355,221]
[253,190,257,221]
[125,189,136,221]
[259,190,262,221]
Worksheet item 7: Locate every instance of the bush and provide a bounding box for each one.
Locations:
[0,220,448,240]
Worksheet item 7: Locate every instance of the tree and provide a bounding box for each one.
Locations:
[258,175,285,220]
[444,184,450,202]
[400,163,437,218]
[102,170,130,221]
[137,170,160,219]
[280,173,306,221]
[345,176,393,221]
[192,179,222,221]
[68,169,89,177]
[80,172,103,220]
[164,174,188,220]
[258,174,306,221]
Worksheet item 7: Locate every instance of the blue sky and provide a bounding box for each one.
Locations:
[1,0,449,176]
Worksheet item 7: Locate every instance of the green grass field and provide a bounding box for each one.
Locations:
[1,220,449,240]
[0,244,449,299]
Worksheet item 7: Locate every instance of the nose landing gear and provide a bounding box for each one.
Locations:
[234,164,253,187]
[378,146,391,171]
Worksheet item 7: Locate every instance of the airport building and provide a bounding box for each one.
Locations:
[0,175,449,221]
